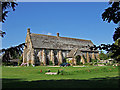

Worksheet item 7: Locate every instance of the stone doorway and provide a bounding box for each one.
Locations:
[75,55,81,65]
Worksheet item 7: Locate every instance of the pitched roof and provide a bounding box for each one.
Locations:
[30,33,94,51]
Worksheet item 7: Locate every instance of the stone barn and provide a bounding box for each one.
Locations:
[23,28,99,66]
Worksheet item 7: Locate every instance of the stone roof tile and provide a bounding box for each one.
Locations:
[30,33,94,50]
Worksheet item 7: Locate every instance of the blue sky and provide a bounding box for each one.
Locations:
[1,2,116,49]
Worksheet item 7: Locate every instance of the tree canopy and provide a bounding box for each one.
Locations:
[102,1,120,24]
[91,1,120,62]
[0,1,25,64]
[1,1,18,23]
[0,0,18,37]
[99,51,108,60]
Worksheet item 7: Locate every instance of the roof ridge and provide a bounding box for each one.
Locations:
[31,33,92,42]
[31,33,56,38]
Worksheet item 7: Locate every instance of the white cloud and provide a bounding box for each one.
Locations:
[47,32,52,35]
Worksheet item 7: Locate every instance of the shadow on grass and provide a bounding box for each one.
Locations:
[2,76,120,88]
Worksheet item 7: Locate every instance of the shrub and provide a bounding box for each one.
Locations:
[104,63,107,65]
[40,62,44,66]
[83,63,91,66]
[69,60,73,64]
[66,58,69,63]
[47,69,51,72]
[93,62,97,65]
[80,62,83,65]
[18,56,23,66]
[2,62,8,66]
[49,61,53,65]
[57,69,60,75]
[60,70,64,75]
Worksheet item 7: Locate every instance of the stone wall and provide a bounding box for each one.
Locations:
[23,28,99,66]
[29,48,99,66]
[33,49,69,65]
[24,47,99,66]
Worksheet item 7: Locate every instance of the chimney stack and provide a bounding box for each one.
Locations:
[27,28,30,35]
[57,33,59,37]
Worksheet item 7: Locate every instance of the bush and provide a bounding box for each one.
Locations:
[2,62,13,66]
[83,63,91,66]
[76,62,80,65]
[49,61,53,65]
[93,62,97,65]
[80,62,83,65]
[57,69,60,75]
[2,62,7,66]
[66,58,69,63]
[40,62,44,66]
[60,70,64,75]
[104,63,107,65]
[17,56,23,66]
[69,60,73,64]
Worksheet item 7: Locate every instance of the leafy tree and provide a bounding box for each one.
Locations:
[1,43,25,65]
[99,51,108,60]
[0,30,6,37]
[102,1,120,24]
[0,0,18,37]
[0,0,26,65]
[90,1,120,62]
[113,39,120,60]
[113,27,120,41]
[0,0,18,23]
[101,1,120,61]
[106,51,114,59]
[102,1,120,42]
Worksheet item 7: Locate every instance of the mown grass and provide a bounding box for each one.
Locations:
[1,66,120,88]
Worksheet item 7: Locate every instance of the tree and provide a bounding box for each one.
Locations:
[101,1,120,61]
[0,0,18,23]
[90,1,120,62]
[0,0,25,65]
[0,30,6,37]
[102,1,120,42]
[99,51,108,60]
[0,0,18,37]
[1,43,25,65]
[113,27,120,41]
[102,1,120,24]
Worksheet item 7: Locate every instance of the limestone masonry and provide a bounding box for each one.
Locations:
[23,28,99,66]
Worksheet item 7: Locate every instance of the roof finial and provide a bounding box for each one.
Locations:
[57,33,59,37]
[27,28,30,35]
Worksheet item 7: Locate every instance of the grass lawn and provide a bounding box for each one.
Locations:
[1,66,120,88]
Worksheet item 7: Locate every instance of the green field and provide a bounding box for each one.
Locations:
[1,66,120,88]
